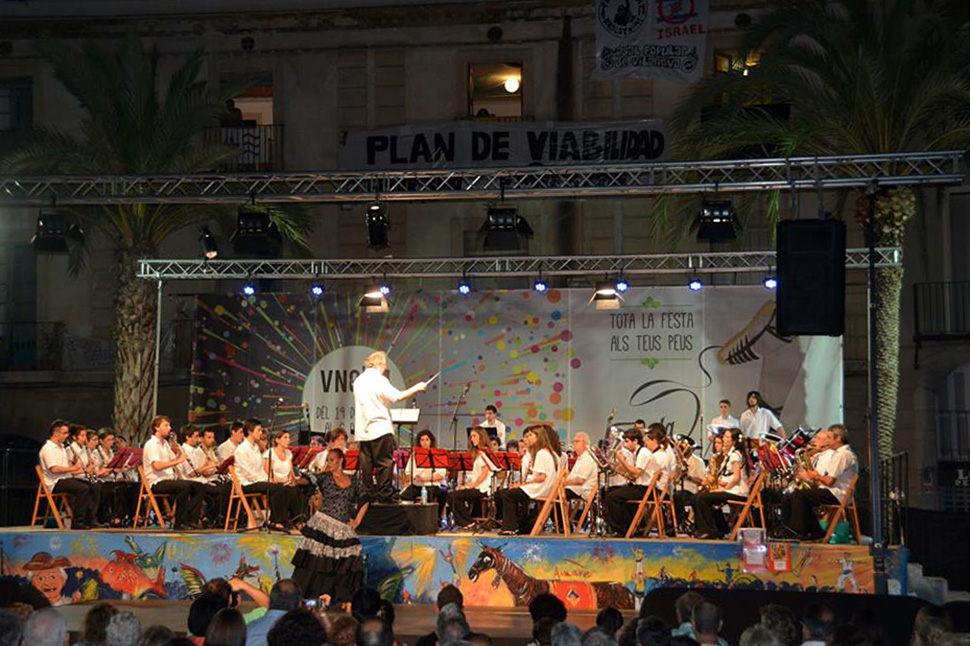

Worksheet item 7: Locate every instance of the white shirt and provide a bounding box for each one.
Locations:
[468,452,493,494]
[719,449,749,497]
[178,443,209,483]
[521,448,557,499]
[709,415,741,433]
[143,435,177,487]
[482,419,507,447]
[682,454,706,494]
[403,454,445,487]
[566,450,598,499]
[739,407,783,439]
[268,448,294,482]
[519,450,531,481]
[234,439,268,486]
[353,367,402,442]
[643,447,673,491]
[39,440,71,489]
[814,444,858,503]
[217,439,239,463]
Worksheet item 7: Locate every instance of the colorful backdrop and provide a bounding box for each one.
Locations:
[189,287,843,445]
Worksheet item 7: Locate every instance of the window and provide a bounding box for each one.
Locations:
[468,62,522,120]
[0,77,32,132]
[207,72,282,171]
[221,72,274,125]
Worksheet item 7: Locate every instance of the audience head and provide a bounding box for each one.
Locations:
[529,592,567,623]
[674,591,705,625]
[938,635,970,646]
[23,608,66,646]
[436,603,470,645]
[136,625,173,646]
[437,584,464,611]
[351,587,383,621]
[82,601,117,644]
[329,615,359,646]
[597,607,624,636]
[636,616,670,646]
[203,578,234,602]
[759,604,800,646]
[357,617,394,646]
[268,579,302,612]
[533,617,558,646]
[802,603,837,643]
[741,625,782,646]
[912,605,952,646]
[849,608,885,646]
[617,619,639,646]
[552,622,584,646]
[106,610,142,646]
[669,637,700,646]
[692,600,722,640]
[467,632,495,646]
[204,608,246,646]
[583,627,619,646]
[0,609,21,646]
[188,592,229,637]
[267,609,328,646]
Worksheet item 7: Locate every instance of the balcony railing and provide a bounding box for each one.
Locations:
[913,281,970,367]
[0,321,64,371]
[203,123,284,172]
[936,409,970,461]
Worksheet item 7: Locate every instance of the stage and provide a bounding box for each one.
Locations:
[0,527,907,611]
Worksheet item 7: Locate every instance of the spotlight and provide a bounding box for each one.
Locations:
[366,202,390,250]
[504,77,520,93]
[696,200,737,242]
[199,226,219,260]
[533,278,548,293]
[310,284,324,297]
[615,277,629,293]
[688,277,703,292]
[379,283,391,296]
[457,279,472,295]
[243,283,256,296]
[595,280,617,298]
[763,276,778,290]
[31,211,72,253]
[232,206,282,257]
[480,204,533,253]
[359,284,389,313]
[591,280,621,310]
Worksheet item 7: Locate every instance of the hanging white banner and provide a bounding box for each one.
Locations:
[593,0,710,83]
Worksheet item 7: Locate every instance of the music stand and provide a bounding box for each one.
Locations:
[344,449,360,472]
[215,455,235,475]
[408,447,450,490]
[391,408,420,445]
[291,446,323,471]
[107,448,135,469]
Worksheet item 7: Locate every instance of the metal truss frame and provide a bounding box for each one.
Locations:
[138,247,902,280]
[1,151,963,205]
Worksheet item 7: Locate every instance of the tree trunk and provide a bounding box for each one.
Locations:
[113,253,157,444]
[855,187,916,457]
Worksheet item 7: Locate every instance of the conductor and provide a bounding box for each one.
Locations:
[353,351,427,503]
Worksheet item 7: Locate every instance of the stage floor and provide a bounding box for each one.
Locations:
[0,526,906,611]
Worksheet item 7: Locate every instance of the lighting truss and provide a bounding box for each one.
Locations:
[138,247,901,281]
[0,151,962,205]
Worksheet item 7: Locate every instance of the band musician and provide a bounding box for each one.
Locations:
[234,419,303,530]
[692,428,748,540]
[672,436,706,530]
[39,419,99,529]
[446,426,494,529]
[495,424,560,535]
[399,430,447,516]
[143,415,206,530]
[178,424,230,528]
[564,432,598,503]
[604,425,672,536]
[740,391,786,439]
[781,424,858,541]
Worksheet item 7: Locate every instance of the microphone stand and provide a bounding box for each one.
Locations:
[448,384,471,452]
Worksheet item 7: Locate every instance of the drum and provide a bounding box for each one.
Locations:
[761,432,784,445]
[778,427,816,461]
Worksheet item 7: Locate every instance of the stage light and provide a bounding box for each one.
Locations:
[615,277,629,293]
[232,206,282,257]
[457,279,472,295]
[504,77,520,93]
[359,284,389,313]
[31,211,71,253]
[763,276,778,290]
[379,283,391,296]
[688,277,703,292]
[533,278,548,293]
[366,202,390,250]
[310,284,324,297]
[480,204,533,253]
[199,226,219,260]
[591,280,621,310]
[242,283,256,296]
[696,200,737,242]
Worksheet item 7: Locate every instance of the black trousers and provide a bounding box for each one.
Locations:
[401,485,447,516]
[604,484,647,535]
[243,482,303,525]
[448,488,484,527]
[358,434,396,501]
[494,487,534,532]
[197,481,231,524]
[97,481,136,523]
[693,491,747,538]
[673,489,695,530]
[151,480,205,528]
[782,487,839,538]
[53,478,99,527]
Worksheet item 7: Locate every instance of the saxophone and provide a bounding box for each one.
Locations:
[698,451,725,493]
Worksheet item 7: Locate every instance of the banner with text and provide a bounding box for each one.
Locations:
[339,120,668,168]
[189,287,841,445]
[594,0,709,83]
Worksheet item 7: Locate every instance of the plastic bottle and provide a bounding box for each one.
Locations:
[420,486,428,504]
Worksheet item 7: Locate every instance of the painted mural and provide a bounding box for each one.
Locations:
[0,531,892,609]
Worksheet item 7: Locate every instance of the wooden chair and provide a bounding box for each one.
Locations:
[132,466,178,530]
[625,471,664,538]
[31,466,74,529]
[225,465,269,531]
[728,469,767,540]
[530,469,570,537]
[571,487,598,534]
[819,474,862,544]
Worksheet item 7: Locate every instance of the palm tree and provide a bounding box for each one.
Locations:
[661,0,970,455]
[2,33,312,441]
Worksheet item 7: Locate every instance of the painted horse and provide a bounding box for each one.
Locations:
[467,545,635,610]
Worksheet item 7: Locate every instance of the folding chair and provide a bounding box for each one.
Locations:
[31,466,74,529]
[530,469,570,537]
[571,488,597,534]
[819,474,862,543]
[225,465,269,531]
[132,466,178,530]
[728,470,767,540]
[625,471,664,538]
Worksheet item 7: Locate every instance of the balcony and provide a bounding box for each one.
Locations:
[913,281,970,367]
[203,123,284,172]
[0,321,64,371]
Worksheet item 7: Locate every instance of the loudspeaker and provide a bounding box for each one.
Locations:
[776,219,846,336]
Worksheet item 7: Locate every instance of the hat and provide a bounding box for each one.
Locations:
[23,552,71,571]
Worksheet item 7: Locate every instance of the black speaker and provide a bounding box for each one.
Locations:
[776,219,846,336]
